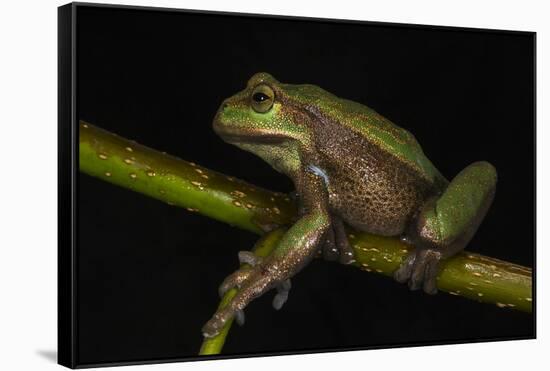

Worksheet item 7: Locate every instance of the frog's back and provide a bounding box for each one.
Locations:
[283,83,445,186]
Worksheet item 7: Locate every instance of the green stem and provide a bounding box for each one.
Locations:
[79,120,532,314]
[199,228,287,355]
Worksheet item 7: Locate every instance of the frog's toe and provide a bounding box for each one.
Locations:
[422,258,439,295]
[338,240,355,265]
[393,253,416,284]
[218,268,253,297]
[272,279,291,310]
[238,250,262,266]
[235,309,245,326]
[202,308,233,338]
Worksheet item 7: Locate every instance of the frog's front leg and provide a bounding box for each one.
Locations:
[202,170,331,338]
[394,161,497,294]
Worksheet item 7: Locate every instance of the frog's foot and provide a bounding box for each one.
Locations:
[207,251,291,337]
[320,217,355,264]
[333,216,355,265]
[202,269,279,338]
[393,248,442,295]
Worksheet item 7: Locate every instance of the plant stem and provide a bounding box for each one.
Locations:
[79,121,532,314]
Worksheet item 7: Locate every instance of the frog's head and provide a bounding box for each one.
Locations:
[213,72,327,174]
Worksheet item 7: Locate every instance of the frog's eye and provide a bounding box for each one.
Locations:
[251,84,275,113]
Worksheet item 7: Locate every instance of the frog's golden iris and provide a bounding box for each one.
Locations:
[250,84,275,113]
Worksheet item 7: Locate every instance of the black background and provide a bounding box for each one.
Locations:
[76,5,535,366]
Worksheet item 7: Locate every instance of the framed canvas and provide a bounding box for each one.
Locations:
[58,2,536,368]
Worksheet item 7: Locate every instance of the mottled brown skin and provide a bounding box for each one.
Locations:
[202,72,497,338]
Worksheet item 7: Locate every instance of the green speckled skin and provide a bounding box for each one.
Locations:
[203,72,497,338]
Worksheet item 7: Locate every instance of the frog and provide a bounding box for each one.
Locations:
[202,72,497,338]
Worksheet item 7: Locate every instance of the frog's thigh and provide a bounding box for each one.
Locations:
[395,161,497,294]
[416,161,497,255]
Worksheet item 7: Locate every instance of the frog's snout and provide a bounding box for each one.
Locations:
[212,100,228,135]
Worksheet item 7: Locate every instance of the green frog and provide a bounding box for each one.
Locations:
[203,72,497,338]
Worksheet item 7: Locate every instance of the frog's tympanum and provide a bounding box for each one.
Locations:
[203,72,497,338]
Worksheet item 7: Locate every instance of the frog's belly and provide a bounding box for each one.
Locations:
[328,172,427,236]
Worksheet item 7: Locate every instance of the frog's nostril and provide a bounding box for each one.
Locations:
[221,101,229,110]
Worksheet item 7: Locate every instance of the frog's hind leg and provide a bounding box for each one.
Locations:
[394,161,497,294]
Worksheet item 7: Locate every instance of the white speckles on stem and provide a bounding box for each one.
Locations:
[525,297,532,302]
[129,173,137,179]
[125,146,133,152]
[473,272,482,277]
[82,123,89,128]
[233,201,242,207]
[98,153,108,160]
[146,170,156,177]
[231,190,246,198]
[105,172,111,177]
[493,273,502,278]
[477,292,484,297]
[124,158,133,164]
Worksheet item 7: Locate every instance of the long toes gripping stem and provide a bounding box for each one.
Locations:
[393,249,442,295]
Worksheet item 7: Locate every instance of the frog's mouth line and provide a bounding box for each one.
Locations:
[213,124,286,145]
[220,132,286,144]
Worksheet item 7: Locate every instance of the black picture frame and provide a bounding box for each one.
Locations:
[58,2,536,368]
